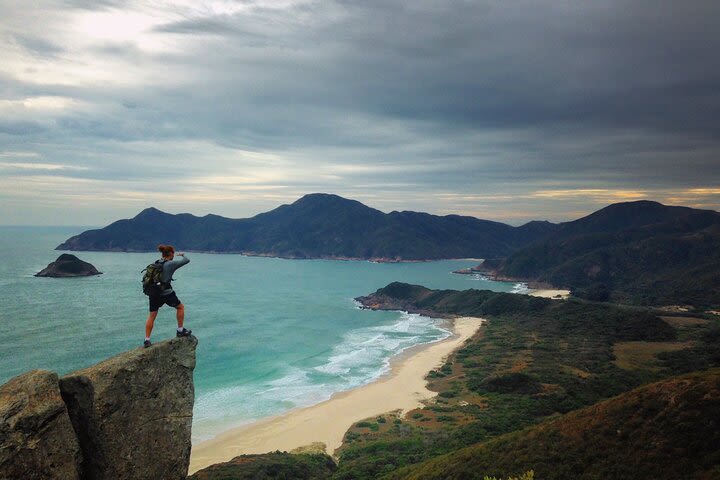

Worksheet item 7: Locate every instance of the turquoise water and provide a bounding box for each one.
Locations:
[0,227,520,442]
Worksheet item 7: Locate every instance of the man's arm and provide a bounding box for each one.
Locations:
[165,254,190,272]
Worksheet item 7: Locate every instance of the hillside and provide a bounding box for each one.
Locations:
[56,193,557,260]
[188,451,337,480]
[331,283,720,479]
[387,369,720,480]
[480,201,720,308]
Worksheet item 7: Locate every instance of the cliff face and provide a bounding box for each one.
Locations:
[0,336,197,480]
[0,370,82,480]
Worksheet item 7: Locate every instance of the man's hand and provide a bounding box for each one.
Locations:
[177,252,185,257]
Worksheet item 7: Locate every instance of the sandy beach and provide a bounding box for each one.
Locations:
[188,316,485,474]
[530,288,571,299]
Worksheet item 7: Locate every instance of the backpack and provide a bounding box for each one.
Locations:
[141,260,167,296]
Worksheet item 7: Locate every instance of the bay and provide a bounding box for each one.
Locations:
[0,226,521,441]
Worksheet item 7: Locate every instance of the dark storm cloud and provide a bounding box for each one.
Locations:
[137,0,720,145]
[1,0,719,225]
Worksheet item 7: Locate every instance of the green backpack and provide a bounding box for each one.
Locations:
[141,260,167,296]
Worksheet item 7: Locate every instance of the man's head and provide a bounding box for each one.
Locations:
[158,244,175,260]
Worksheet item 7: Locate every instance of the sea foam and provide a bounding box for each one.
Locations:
[192,312,450,442]
[511,282,531,294]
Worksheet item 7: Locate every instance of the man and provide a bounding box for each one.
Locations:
[144,244,192,347]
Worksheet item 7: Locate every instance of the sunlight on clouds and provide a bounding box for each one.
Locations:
[0,151,40,158]
[531,189,649,200]
[167,0,306,16]
[0,162,88,171]
[75,11,156,43]
[185,175,290,187]
[435,193,519,202]
[0,96,82,113]
[684,188,720,196]
[20,96,76,110]
[329,163,441,174]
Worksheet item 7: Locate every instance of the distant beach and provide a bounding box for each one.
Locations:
[188,316,485,474]
[529,288,571,299]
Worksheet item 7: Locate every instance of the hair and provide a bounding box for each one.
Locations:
[158,244,175,258]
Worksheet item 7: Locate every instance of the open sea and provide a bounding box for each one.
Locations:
[0,226,524,442]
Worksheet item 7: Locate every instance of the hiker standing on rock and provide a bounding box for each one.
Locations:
[143,244,192,347]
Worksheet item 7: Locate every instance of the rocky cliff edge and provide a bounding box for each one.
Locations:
[0,336,197,480]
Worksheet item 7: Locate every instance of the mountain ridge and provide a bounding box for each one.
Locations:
[56,193,560,260]
[478,200,720,307]
[60,193,720,261]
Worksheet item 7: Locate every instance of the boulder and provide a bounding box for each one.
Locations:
[0,370,82,480]
[59,336,197,480]
[35,254,102,277]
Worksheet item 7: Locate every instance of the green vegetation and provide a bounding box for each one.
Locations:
[336,283,720,479]
[386,370,720,480]
[188,451,336,480]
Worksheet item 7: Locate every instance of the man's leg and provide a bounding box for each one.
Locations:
[145,311,158,339]
[176,303,185,329]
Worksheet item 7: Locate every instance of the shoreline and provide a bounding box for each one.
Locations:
[56,248,485,264]
[188,316,485,474]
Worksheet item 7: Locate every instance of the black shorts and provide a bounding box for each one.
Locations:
[149,292,181,312]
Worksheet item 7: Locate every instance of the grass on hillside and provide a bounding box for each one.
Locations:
[385,369,720,480]
[333,285,720,480]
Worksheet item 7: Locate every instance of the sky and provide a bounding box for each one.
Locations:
[1,0,719,226]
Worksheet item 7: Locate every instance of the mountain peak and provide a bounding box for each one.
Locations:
[597,199,665,212]
[282,193,384,216]
[558,199,701,236]
[292,193,358,206]
[134,207,168,219]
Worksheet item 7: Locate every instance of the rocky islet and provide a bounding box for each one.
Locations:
[35,254,102,278]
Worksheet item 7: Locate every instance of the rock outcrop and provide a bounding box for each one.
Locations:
[35,254,102,277]
[0,336,197,480]
[0,370,82,480]
[60,336,197,480]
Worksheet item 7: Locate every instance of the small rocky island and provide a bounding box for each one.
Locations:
[35,254,102,277]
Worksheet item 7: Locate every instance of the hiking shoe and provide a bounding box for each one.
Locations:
[176,328,192,337]
[143,339,152,348]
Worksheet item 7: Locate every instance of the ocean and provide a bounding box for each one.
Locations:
[0,226,524,442]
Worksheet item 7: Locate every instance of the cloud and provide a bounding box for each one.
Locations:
[0,0,719,225]
[0,162,89,171]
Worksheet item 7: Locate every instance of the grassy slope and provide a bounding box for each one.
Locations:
[188,452,337,480]
[386,369,720,480]
[333,284,720,479]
